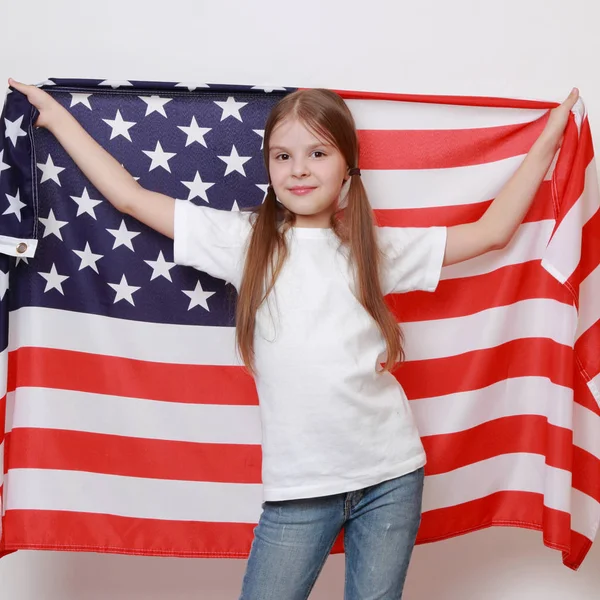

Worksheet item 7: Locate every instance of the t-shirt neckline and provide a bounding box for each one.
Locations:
[288,227,336,239]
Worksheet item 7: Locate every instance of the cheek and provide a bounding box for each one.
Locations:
[268,161,285,183]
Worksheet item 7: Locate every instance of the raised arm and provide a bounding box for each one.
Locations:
[443,88,580,267]
[8,78,175,239]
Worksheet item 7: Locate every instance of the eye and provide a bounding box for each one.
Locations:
[275,153,290,161]
[311,150,326,158]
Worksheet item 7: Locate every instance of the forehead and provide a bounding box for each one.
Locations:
[269,118,329,148]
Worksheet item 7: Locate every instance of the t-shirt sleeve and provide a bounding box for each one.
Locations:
[377,226,447,294]
[173,199,253,288]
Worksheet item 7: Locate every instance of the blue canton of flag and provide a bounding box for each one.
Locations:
[4,78,293,327]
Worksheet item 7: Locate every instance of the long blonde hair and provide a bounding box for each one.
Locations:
[235,89,404,375]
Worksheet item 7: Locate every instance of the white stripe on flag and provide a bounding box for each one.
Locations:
[575,263,600,340]
[412,376,572,434]
[571,488,600,539]
[422,453,571,513]
[5,387,262,444]
[347,99,548,130]
[542,159,599,283]
[403,298,576,361]
[440,220,554,280]
[573,403,600,460]
[4,468,264,523]
[5,454,574,524]
[365,155,533,210]
[9,307,239,365]
[10,299,577,365]
[589,373,600,405]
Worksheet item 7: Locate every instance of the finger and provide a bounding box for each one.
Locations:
[564,88,579,107]
[8,78,26,93]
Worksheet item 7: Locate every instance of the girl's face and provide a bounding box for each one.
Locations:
[268,118,348,228]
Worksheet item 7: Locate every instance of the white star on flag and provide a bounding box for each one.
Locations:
[70,93,93,109]
[108,274,140,305]
[253,129,265,150]
[214,96,247,122]
[0,269,7,301]
[218,145,252,177]
[71,187,103,218]
[107,220,141,250]
[251,86,287,93]
[4,189,26,221]
[143,141,177,172]
[144,251,176,281]
[73,242,104,273]
[99,80,133,89]
[178,117,211,147]
[182,280,216,311]
[139,95,172,117]
[39,264,69,294]
[0,149,11,176]
[231,200,241,211]
[256,183,269,202]
[103,110,136,141]
[37,155,66,185]
[39,209,68,240]
[4,115,27,147]
[181,172,215,203]
[175,82,210,92]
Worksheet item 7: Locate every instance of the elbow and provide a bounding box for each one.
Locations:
[489,239,507,252]
[489,232,512,252]
[119,184,144,216]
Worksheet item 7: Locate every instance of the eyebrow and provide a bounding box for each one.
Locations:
[269,142,334,152]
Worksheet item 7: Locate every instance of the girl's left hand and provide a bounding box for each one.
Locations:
[542,88,580,150]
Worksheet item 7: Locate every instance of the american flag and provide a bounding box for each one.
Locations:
[0,78,598,569]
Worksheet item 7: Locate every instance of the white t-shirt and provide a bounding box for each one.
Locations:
[173,200,447,501]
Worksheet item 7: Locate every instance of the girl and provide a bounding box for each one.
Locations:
[8,78,579,599]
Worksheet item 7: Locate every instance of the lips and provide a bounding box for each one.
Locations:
[289,186,316,195]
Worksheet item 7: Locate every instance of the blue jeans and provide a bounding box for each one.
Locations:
[239,467,424,600]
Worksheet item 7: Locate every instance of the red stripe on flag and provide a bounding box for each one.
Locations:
[574,320,600,389]
[566,204,600,301]
[563,530,593,571]
[8,348,258,405]
[2,509,256,557]
[573,369,600,417]
[1,509,346,557]
[388,261,570,322]
[397,338,573,399]
[577,207,600,283]
[418,491,572,550]
[4,428,262,483]
[359,116,548,170]
[374,180,554,227]
[7,341,572,407]
[422,417,573,475]
[417,491,589,570]
[329,89,558,111]
[554,119,594,229]
[572,446,600,504]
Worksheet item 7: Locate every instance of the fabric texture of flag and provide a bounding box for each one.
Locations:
[0,78,598,570]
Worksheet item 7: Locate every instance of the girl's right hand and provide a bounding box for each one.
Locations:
[7,78,62,129]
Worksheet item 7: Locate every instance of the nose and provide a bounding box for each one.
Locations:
[291,158,309,178]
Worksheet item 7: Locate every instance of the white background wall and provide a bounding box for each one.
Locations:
[1,0,599,597]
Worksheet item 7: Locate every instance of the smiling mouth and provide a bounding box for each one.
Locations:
[289,187,316,195]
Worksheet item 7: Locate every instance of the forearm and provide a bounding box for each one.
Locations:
[46,104,142,214]
[479,132,558,248]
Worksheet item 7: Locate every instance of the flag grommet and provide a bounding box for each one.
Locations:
[16,242,27,254]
